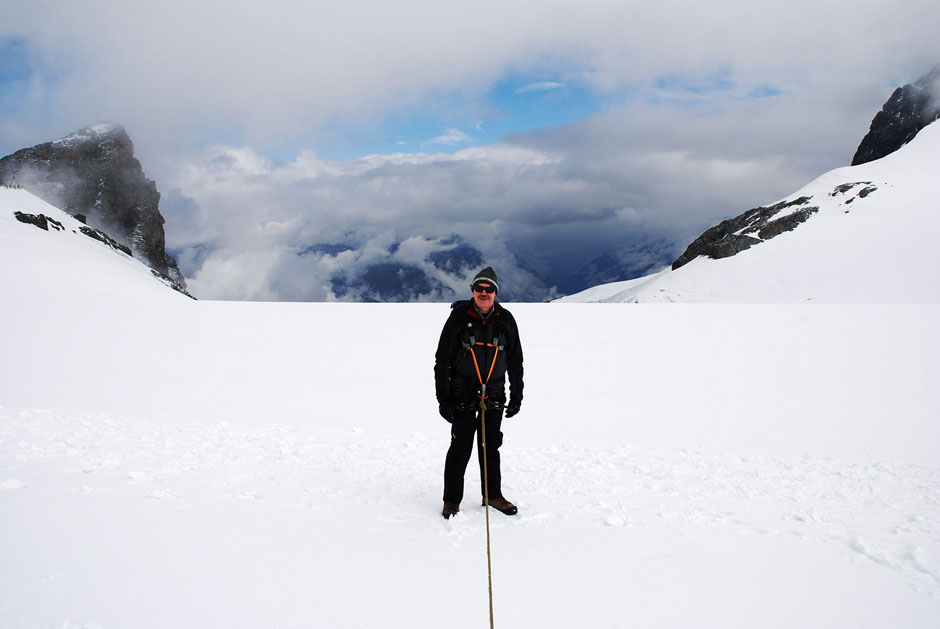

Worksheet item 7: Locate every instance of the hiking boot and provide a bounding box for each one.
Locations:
[442,502,460,519]
[482,497,518,515]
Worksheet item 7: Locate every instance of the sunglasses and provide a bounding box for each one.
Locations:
[473,284,496,294]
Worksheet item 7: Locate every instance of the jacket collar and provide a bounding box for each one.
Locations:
[450,299,501,320]
[468,301,499,321]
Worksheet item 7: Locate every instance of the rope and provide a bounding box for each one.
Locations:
[481,395,495,629]
[469,342,500,629]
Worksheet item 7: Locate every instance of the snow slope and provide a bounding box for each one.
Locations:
[0,187,190,303]
[561,121,940,304]
[1,188,939,627]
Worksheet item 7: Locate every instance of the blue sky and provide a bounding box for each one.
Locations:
[0,38,32,117]
[156,68,781,163]
[259,75,604,162]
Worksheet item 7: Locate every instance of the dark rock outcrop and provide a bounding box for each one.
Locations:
[852,64,940,165]
[149,269,194,299]
[78,225,134,257]
[0,124,186,288]
[14,211,65,232]
[829,181,878,206]
[672,197,818,270]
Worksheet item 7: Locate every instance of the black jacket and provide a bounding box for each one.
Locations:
[434,300,524,408]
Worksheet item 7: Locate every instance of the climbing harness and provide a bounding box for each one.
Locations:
[465,334,502,398]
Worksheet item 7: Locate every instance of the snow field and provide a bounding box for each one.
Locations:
[2,288,939,626]
[2,403,939,627]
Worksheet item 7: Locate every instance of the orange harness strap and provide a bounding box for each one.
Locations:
[468,342,500,397]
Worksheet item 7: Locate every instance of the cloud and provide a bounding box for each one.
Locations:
[162,86,850,301]
[516,81,564,94]
[162,141,567,300]
[423,127,473,147]
[921,64,940,111]
[3,0,938,162]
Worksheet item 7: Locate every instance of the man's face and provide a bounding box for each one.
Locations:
[472,282,495,312]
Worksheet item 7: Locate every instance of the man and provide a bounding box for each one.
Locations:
[434,266,524,519]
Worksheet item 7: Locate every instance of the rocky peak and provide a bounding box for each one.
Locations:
[0,124,186,288]
[851,64,940,165]
[671,66,938,272]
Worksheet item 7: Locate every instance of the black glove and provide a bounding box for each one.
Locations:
[505,402,521,418]
[438,401,453,423]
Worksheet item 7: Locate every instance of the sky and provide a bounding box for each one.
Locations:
[1,0,939,300]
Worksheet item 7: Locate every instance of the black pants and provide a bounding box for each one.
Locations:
[443,406,504,505]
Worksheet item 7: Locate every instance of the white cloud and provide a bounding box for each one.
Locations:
[516,81,564,94]
[161,91,844,300]
[164,141,569,299]
[423,128,473,147]
[3,0,937,164]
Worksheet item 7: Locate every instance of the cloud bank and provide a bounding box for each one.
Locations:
[163,92,850,301]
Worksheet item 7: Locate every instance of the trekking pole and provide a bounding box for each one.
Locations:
[480,383,495,629]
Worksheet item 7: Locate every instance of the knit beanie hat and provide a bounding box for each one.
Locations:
[471,266,499,295]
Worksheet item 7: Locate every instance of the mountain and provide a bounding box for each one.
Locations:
[0,123,186,290]
[556,65,939,301]
[852,64,940,165]
[560,110,940,303]
[312,234,494,302]
[665,65,940,280]
[0,185,193,299]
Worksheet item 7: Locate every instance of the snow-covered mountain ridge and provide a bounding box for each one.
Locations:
[852,63,940,165]
[0,124,186,289]
[0,186,193,300]
[560,119,940,303]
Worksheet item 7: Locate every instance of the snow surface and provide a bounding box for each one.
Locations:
[2,168,940,626]
[51,122,123,146]
[560,122,940,304]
